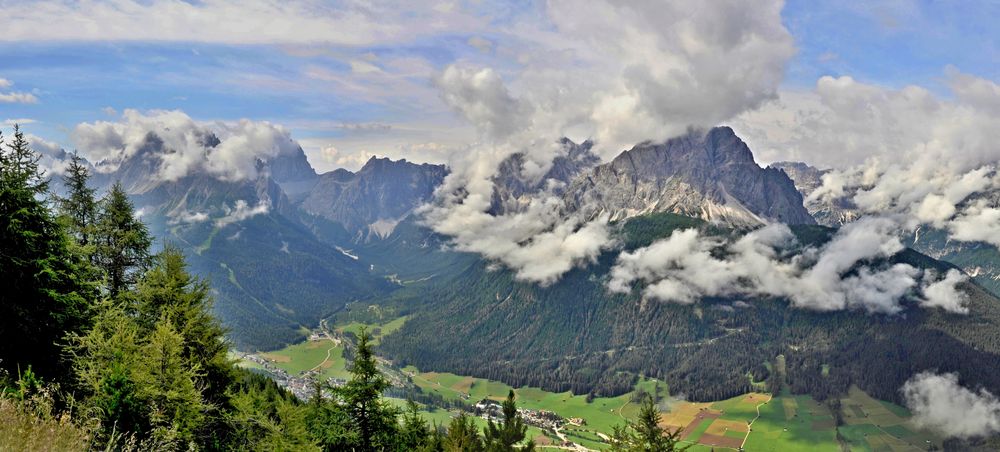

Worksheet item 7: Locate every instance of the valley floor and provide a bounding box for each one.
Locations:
[236,317,942,451]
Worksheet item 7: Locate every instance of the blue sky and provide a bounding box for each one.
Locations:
[0,0,996,171]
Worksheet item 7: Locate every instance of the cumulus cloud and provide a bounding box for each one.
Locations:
[949,200,1000,248]
[920,269,970,314]
[734,68,1000,249]
[214,200,269,228]
[422,0,795,283]
[72,109,302,182]
[18,133,72,176]
[609,218,962,314]
[903,372,1000,439]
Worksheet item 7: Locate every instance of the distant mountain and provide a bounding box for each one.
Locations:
[775,161,1000,298]
[300,157,447,242]
[489,138,600,215]
[563,127,816,226]
[770,161,860,227]
[75,131,390,349]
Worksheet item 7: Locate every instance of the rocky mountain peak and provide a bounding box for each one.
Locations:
[489,138,601,215]
[563,126,816,226]
[300,157,447,241]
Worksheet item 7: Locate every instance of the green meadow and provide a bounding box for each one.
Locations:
[243,316,944,451]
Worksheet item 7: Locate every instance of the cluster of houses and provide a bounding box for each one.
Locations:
[238,352,346,400]
[472,399,567,431]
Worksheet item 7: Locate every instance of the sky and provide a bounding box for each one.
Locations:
[0,0,996,173]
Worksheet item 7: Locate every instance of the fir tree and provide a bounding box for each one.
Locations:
[483,390,533,451]
[95,181,152,297]
[445,413,483,452]
[400,399,432,450]
[608,397,689,452]
[133,319,207,447]
[58,152,98,248]
[339,327,399,451]
[0,125,93,379]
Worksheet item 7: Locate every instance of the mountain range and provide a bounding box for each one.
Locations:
[56,125,1000,406]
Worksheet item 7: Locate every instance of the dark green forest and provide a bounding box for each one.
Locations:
[377,213,1000,406]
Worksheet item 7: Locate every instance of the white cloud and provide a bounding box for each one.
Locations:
[436,66,531,141]
[949,200,1000,248]
[0,77,37,103]
[733,69,1000,249]
[3,118,36,126]
[24,133,71,176]
[903,372,1000,439]
[72,109,303,182]
[168,209,210,225]
[0,92,38,104]
[920,269,970,314]
[608,218,962,314]
[214,200,269,228]
[0,1,488,46]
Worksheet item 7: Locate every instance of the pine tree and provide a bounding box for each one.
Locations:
[0,124,48,194]
[608,397,689,452]
[483,390,533,451]
[0,125,93,379]
[339,327,399,451]
[95,181,152,297]
[71,303,146,439]
[134,246,232,406]
[400,399,432,450]
[58,152,98,248]
[445,414,483,452]
[133,318,207,446]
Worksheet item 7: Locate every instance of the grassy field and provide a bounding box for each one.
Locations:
[337,315,408,345]
[258,337,352,381]
[837,386,941,451]
[404,365,666,438]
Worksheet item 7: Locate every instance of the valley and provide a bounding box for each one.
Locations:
[237,315,946,451]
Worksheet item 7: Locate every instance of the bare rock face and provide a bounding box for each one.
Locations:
[489,138,600,215]
[563,127,816,226]
[770,161,861,227]
[300,157,447,241]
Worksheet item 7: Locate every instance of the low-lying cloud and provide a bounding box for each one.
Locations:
[73,109,303,182]
[734,69,1000,249]
[903,372,1000,439]
[214,200,270,228]
[609,218,970,314]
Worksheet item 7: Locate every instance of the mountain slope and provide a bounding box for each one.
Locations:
[563,127,816,226]
[770,161,860,226]
[300,157,447,242]
[378,212,1000,404]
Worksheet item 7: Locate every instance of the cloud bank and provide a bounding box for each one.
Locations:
[734,69,1000,249]
[903,372,1000,439]
[0,1,487,46]
[608,219,970,314]
[73,109,303,182]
